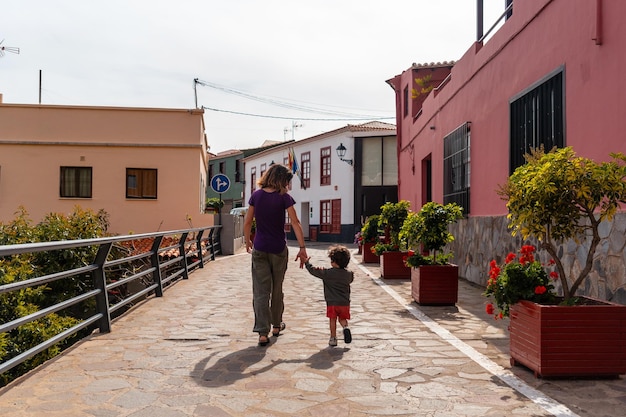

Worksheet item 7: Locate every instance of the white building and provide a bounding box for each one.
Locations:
[243,122,397,243]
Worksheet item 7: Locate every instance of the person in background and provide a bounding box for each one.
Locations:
[304,245,354,347]
[244,164,308,347]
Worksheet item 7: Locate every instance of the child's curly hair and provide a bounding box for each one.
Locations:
[328,245,351,269]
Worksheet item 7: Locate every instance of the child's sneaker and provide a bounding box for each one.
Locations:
[328,337,337,347]
[343,327,352,344]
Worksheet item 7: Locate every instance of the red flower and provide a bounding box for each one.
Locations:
[548,259,556,265]
[370,246,376,254]
[505,253,516,264]
[520,245,536,263]
[488,260,500,279]
[549,271,559,280]
[408,250,415,256]
[485,303,495,315]
[534,285,547,295]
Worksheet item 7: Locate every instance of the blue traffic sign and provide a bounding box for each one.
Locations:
[211,174,230,193]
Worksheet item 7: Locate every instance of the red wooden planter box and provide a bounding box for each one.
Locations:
[380,251,410,279]
[411,264,458,305]
[509,298,626,378]
[361,242,380,264]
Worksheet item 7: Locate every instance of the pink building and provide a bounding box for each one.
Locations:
[0,98,213,234]
[387,0,626,302]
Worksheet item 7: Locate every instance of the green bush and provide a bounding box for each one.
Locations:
[0,206,110,386]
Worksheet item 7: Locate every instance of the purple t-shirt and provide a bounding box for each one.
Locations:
[248,189,295,254]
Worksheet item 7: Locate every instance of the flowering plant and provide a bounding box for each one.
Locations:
[360,214,380,244]
[483,245,557,319]
[370,242,399,257]
[399,202,463,266]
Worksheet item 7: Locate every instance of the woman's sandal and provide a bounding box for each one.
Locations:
[258,334,270,346]
[272,322,286,337]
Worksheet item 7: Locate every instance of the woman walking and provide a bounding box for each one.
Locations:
[243,164,308,346]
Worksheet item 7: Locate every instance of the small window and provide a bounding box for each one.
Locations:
[403,86,409,117]
[284,210,291,232]
[250,167,257,195]
[219,162,225,174]
[301,152,311,189]
[510,70,564,173]
[235,159,242,182]
[320,199,341,234]
[126,168,157,199]
[443,123,470,215]
[320,147,331,186]
[260,163,267,178]
[60,167,92,198]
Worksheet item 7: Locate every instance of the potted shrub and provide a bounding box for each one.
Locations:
[360,214,381,263]
[485,146,626,377]
[205,197,224,214]
[400,201,463,305]
[376,201,411,279]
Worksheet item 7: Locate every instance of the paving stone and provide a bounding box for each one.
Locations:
[0,243,623,417]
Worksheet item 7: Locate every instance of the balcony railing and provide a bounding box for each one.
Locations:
[0,225,221,376]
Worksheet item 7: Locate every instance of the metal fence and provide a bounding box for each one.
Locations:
[0,225,221,375]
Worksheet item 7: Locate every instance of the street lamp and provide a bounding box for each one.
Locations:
[336,143,353,165]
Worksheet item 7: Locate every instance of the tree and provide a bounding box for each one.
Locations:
[498,147,626,300]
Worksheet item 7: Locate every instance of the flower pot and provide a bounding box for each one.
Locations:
[362,242,380,263]
[380,251,410,279]
[509,298,626,378]
[411,264,458,305]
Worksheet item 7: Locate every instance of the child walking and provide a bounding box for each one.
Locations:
[305,245,354,346]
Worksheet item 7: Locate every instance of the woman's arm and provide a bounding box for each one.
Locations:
[243,206,255,253]
[287,205,308,268]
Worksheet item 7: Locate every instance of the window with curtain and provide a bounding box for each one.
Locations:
[60,166,92,198]
[361,136,398,186]
[126,168,157,199]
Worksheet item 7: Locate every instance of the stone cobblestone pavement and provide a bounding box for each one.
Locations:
[1,242,624,417]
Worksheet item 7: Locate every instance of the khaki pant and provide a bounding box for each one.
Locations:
[251,246,288,335]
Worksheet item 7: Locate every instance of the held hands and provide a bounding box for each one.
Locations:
[295,247,308,268]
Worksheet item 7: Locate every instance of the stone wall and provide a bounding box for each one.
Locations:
[448,212,626,305]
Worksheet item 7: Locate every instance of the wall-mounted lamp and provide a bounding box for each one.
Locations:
[335,143,353,165]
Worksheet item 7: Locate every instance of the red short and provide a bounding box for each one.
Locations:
[326,305,351,320]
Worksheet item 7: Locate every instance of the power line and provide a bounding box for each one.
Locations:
[201,106,394,121]
[194,78,393,119]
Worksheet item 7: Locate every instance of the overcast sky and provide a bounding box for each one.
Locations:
[1,1,505,154]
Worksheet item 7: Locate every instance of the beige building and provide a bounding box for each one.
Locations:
[0,97,213,234]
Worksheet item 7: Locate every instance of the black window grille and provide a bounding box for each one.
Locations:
[443,122,470,215]
[510,71,564,173]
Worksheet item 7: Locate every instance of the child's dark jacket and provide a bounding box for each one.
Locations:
[305,263,353,306]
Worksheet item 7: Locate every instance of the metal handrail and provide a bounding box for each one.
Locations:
[0,225,222,376]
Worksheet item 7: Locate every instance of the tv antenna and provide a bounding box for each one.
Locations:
[283,120,303,141]
[0,39,20,57]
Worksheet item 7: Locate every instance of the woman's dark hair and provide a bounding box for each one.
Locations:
[258,164,293,193]
[328,245,351,269]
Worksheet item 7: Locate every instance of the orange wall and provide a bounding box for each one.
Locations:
[0,104,213,234]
